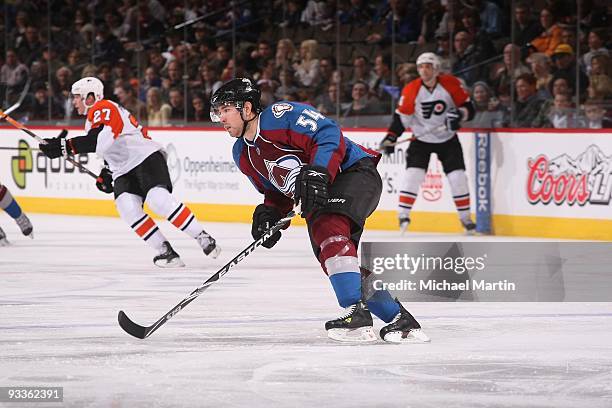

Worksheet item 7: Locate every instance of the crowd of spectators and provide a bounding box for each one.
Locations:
[0,0,610,128]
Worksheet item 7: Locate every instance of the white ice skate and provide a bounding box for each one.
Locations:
[196,231,221,259]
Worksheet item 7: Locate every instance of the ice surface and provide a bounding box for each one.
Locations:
[1,214,611,407]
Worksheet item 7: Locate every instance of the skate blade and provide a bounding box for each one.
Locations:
[400,223,409,236]
[154,258,186,268]
[327,327,378,343]
[383,328,431,344]
[206,246,221,259]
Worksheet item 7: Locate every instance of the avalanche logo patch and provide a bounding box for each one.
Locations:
[271,103,294,118]
[264,154,303,196]
[421,100,447,119]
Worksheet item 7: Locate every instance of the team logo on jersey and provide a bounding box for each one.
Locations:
[271,103,294,118]
[421,100,447,119]
[264,154,303,196]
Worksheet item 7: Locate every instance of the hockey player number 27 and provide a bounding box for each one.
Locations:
[93,109,111,123]
[296,109,325,132]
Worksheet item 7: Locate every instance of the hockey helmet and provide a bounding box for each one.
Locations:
[71,77,104,112]
[210,78,261,122]
[416,52,441,73]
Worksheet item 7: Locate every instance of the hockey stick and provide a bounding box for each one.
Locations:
[118,207,300,339]
[0,109,98,179]
[0,77,31,116]
[377,124,452,152]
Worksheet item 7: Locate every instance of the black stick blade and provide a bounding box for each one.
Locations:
[118,310,148,339]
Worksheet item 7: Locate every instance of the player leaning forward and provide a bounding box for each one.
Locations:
[211,78,429,343]
[381,53,476,233]
[39,77,220,266]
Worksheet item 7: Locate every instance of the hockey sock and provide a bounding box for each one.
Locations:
[145,187,205,239]
[398,167,426,219]
[311,214,362,308]
[0,184,23,219]
[447,169,472,222]
[366,290,401,323]
[115,193,166,252]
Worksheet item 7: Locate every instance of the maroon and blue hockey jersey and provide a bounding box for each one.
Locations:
[232,102,380,213]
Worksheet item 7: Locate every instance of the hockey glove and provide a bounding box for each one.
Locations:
[95,167,114,194]
[251,204,283,248]
[380,133,398,155]
[39,129,70,159]
[445,108,463,132]
[294,165,330,217]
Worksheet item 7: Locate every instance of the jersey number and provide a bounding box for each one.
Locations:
[296,109,325,132]
[93,108,111,123]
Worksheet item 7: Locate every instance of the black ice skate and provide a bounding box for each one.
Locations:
[461,219,476,235]
[399,216,410,234]
[153,241,185,268]
[0,226,8,246]
[15,213,33,238]
[196,231,221,259]
[380,301,430,343]
[325,301,377,343]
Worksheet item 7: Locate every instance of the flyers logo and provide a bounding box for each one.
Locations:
[271,103,293,118]
[421,100,447,119]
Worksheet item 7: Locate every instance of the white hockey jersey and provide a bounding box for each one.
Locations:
[396,74,470,143]
[84,99,162,178]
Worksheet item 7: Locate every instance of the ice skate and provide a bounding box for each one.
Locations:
[325,301,377,343]
[461,219,476,235]
[15,213,33,238]
[196,231,221,259]
[399,216,410,235]
[380,301,430,343]
[153,241,185,268]
[0,227,9,246]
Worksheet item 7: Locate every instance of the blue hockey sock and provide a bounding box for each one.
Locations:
[2,198,23,219]
[329,272,361,308]
[366,290,400,323]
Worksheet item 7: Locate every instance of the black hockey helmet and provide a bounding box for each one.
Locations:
[210,77,261,122]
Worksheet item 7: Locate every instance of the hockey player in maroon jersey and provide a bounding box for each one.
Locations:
[0,182,33,245]
[210,78,430,343]
[380,52,477,233]
[39,77,220,267]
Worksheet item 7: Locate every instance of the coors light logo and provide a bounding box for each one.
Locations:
[527,145,612,206]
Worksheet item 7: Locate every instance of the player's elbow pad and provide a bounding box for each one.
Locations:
[66,125,104,154]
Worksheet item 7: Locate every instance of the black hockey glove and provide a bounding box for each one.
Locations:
[445,108,463,132]
[380,133,398,155]
[294,165,330,217]
[252,204,283,249]
[95,167,113,194]
[39,129,69,159]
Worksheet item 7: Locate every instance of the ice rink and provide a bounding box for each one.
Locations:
[1,214,611,407]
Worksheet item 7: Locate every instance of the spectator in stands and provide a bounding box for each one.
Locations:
[451,30,489,86]
[115,83,147,121]
[301,0,334,29]
[274,69,299,101]
[418,0,445,45]
[583,29,609,75]
[459,7,495,56]
[579,0,610,30]
[293,39,320,88]
[366,0,421,44]
[140,67,162,102]
[248,40,274,73]
[257,59,280,107]
[512,2,542,47]
[146,87,171,127]
[92,23,123,65]
[527,52,553,99]
[29,82,63,121]
[490,43,531,98]
[161,60,184,97]
[464,81,505,128]
[0,49,29,104]
[66,49,85,83]
[275,38,297,71]
[316,82,341,115]
[278,0,303,28]
[550,76,573,99]
[192,63,223,102]
[530,8,563,57]
[434,30,452,73]
[16,25,43,66]
[147,47,169,74]
[341,80,384,117]
[550,44,589,96]
[546,92,580,128]
[560,27,577,51]
[371,54,393,102]
[168,87,189,121]
[348,55,377,91]
[586,72,612,101]
[97,63,115,101]
[342,0,376,27]
[582,99,612,128]
[470,0,502,36]
[209,43,231,73]
[191,93,210,122]
[513,73,549,127]
[316,56,336,94]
